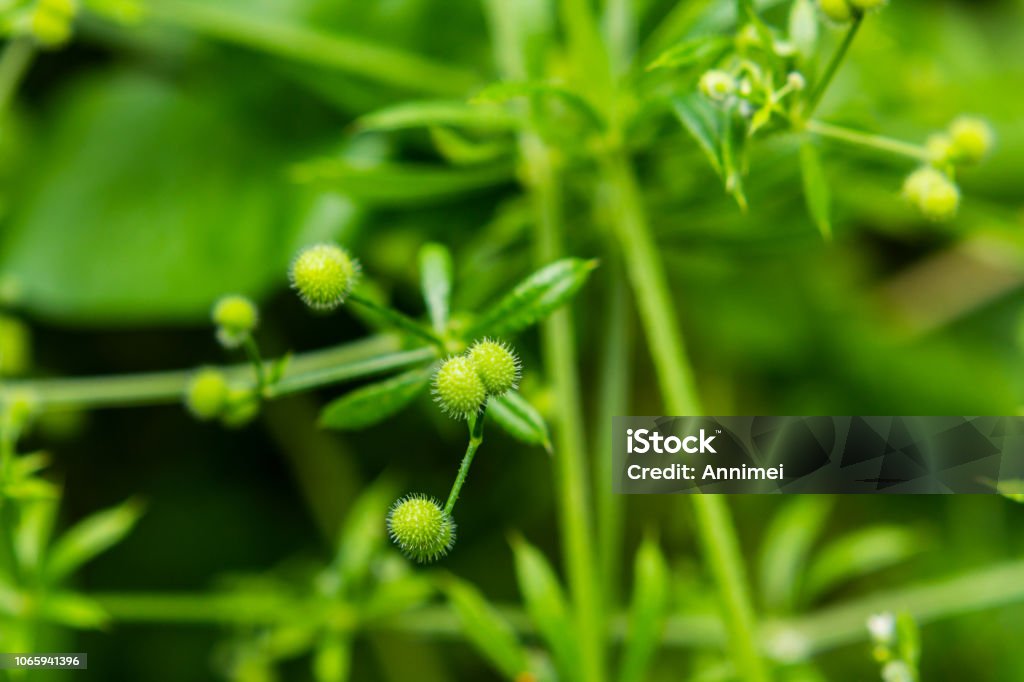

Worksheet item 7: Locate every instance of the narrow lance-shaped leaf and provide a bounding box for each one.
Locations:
[788,0,819,64]
[38,592,109,629]
[800,140,832,239]
[471,80,606,132]
[419,243,453,334]
[46,498,144,583]
[647,35,731,71]
[757,496,833,613]
[357,100,520,133]
[332,478,396,592]
[672,94,724,177]
[721,108,748,210]
[619,535,670,682]
[313,632,352,682]
[510,535,579,679]
[488,392,552,452]
[470,258,597,337]
[319,365,434,431]
[443,577,530,679]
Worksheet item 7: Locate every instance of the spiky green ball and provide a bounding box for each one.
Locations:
[948,117,993,164]
[387,494,455,563]
[289,244,359,311]
[185,368,229,420]
[903,167,960,222]
[468,339,520,396]
[433,356,486,419]
[212,295,258,347]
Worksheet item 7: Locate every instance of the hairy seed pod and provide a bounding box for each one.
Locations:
[699,70,736,102]
[925,133,954,165]
[185,368,229,420]
[289,243,359,311]
[468,339,520,397]
[818,0,854,22]
[903,167,960,222]
[948,116,993,164]
[433,356,486,419]
[212,295,258,348]
[387,494,456,563]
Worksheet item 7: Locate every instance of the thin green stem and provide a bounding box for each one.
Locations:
[242,335,267,393]
[443,407,486,515]
[0,38,35,113]
[805,119,931,162]
[524,134,606,682]
[806,15,862,116]
[348,293,445,350]
[2,336,435,412]
[601,151,768,682]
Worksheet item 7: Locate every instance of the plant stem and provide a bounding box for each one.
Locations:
[806,15,862,116]
[443,407,486,515]
[348,293,445,350]
[242,335,267,392]
[2,336,434,412]
[804,119,931,162]
[0,38,35,113]
[523,134,606,682]
[601,151,768,682]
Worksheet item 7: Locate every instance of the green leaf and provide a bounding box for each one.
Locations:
[358,100,519,132]
[429,127,514,166]
[443,577,529,679]
[313,633,352,682]
[470,258,597,337]
[15,498,59,573]
[647,35,730,71]
[804,526,928,604]
[721,109,748,210]
[471,80,606,131]
[46,498,144,583]
[38,592,109,629]
[896,612,921,668]
[757,496,833,613]
[788,0,819,63]
[509,535,578,678]
[290,159,514,206]
[799,141,832,239]
[488,392,552,452]
[672,94,724,177]
[332,478,396,592]
[419,243,453,334]
[619,535,670,682]
[319,365,434,430]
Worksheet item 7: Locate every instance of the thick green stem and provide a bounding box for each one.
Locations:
[601,151,769,682]
[524,136,606,682]
[443,409,486,515]
[805,119,931,162]
[806,16,862,116]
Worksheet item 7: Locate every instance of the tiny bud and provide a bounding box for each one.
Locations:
[433,356,486,419]
[212,295,258,348]
[185,368,229,420]
[867,612,896,645]
[289,243,359,311]
[903,167,960,222]
[787,72,807,91]
[925,133,954,165]
[468,339,520,397]
[849,0,888,10]
[818,0,854,23]
[387,494,456,563]
[699,70,736,102]
[948,116,994,164]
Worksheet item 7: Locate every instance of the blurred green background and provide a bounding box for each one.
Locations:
[2,0,1024,679]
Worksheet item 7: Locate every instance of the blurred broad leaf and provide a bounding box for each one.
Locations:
[758,496,833,613]
[509,535,578,678]
[443,577,529,679]
[38,592,109,629]
[488,392,552,452]
[318,365,434,430]
[799,141,832,239]
[45,498,144,583]
[419,242,453,334]
[331,478,395,593]
[358,100,518,132]
[313,632,352,682]
[619,535,670,682]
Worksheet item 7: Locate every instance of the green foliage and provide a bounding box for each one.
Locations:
[319,365,434,430]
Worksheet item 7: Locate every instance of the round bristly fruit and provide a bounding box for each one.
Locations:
[903,167,960,222]
[433,356,486,419]
[468,339,520,396]
[212,295,258,348]
[289,244,359,311]
[387,494,455,563]
[185,368,229,420]
[948,116,994,164]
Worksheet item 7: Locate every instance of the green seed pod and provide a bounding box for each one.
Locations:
[221,387,260,428]
[699,70,736,101]
[289,243,359,311]
[948,116,994,164]
[468,339,520,397]
[185,368,229,420]
[433,356,486,419]
[386,494,455,563]
[818,0,854,22]
[903,167,960,222]
[0,314,31,377]
[212,295,258,348]
[849,0,888,11]
[925,133,954,165]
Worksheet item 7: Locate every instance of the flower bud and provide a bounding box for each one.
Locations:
[948,116,993,164]
[699,70,736,102]
[185,368,229,420]
[387,494,455,563]
[818,0,854,23]
[903,167,960,222]
[787,72,807,91]
[467,339,520,397]
[433,356,486,419]
[212,295,258,348]
[289,243,359,311]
